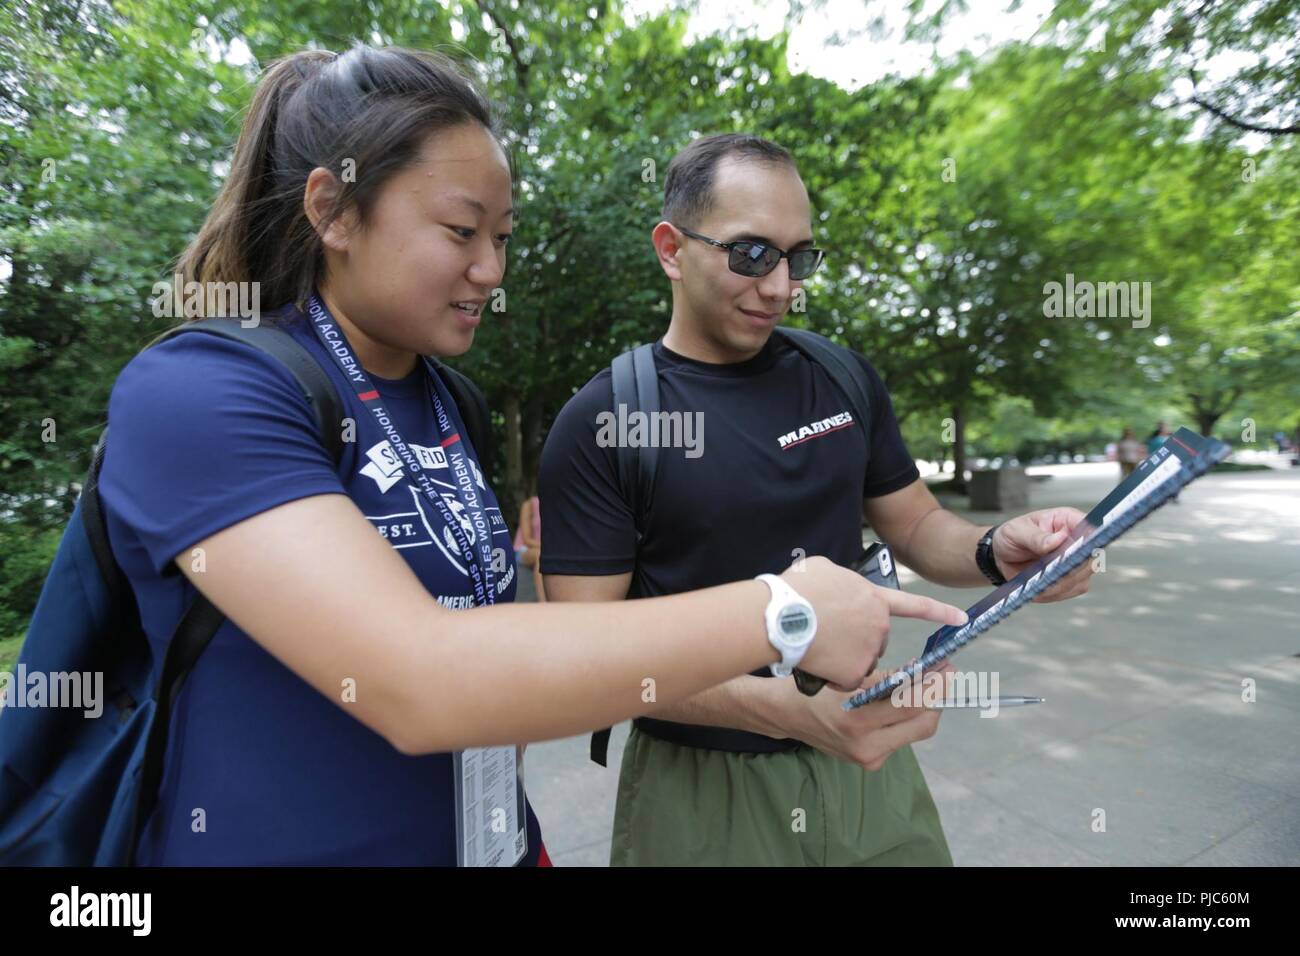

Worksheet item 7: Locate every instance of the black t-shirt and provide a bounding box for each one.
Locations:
[538,334,919,599]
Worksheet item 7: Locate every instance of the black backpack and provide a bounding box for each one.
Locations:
[0,317,492,864]
[589,326,875,766]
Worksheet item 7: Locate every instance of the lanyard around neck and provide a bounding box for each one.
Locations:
[305,295,495,607]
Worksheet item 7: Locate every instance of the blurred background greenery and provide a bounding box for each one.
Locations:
[1,0,1297,653]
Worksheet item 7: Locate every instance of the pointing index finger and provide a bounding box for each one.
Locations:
[877,587,968,626]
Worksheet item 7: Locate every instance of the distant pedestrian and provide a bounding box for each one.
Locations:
[1146,421,1172,455]
[1117,428,1144,480]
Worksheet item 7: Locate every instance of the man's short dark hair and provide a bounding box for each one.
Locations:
[662,134,798,228]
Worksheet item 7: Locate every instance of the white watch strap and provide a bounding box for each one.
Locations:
[757,572,799,606]
[756,573,816,677]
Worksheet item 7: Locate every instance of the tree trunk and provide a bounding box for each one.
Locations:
[1197,410,1222,438]
[951,404,967,493]
[522,392,544,495]
[1189,385,1239,438]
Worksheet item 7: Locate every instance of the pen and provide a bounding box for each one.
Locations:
[928,696,1045,709]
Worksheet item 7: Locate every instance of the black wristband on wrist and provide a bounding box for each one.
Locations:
[976,524,1007,586]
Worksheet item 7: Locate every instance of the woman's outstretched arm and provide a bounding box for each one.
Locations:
[177,493,959,754]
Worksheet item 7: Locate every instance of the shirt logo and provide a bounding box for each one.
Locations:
[776,411,854,450]
[359,439,487,494]
[360,439,448,493]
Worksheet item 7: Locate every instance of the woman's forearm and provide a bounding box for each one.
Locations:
[394,579,777,753]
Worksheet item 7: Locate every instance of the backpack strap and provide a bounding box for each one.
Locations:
[610,344,659,537]
[114,317,347,862]
[774,327,873,441]
[158,318,346,463]
[588,344,660,767]
[80,433,130,617]
[427,358,494,481]
[124,591,227,860]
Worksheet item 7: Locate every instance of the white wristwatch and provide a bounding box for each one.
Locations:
[755,573,818,678]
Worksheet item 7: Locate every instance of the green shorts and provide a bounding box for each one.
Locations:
[610,726,952,866]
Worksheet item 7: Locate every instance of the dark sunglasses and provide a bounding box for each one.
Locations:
[674,225,825,280]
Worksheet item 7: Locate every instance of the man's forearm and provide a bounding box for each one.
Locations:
[891,506,991,588]
[647,674,792,738]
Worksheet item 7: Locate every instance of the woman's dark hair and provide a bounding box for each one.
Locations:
[176,44,502,312]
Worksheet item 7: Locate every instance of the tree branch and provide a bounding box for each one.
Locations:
[1189,96,1299,135]
[475,1,530,93]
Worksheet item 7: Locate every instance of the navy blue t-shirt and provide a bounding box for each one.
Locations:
[99,307,543,865]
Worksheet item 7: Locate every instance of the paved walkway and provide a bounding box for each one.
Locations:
[520,462,1300,865]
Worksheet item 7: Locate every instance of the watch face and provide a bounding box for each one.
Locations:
[777,604,812,641]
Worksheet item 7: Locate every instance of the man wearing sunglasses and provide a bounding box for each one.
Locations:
[539,134,1094,866]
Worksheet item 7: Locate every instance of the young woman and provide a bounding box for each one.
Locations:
[99,44,965,865]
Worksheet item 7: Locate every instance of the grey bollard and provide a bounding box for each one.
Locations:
[969,467,1029,511]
